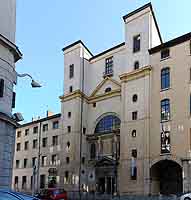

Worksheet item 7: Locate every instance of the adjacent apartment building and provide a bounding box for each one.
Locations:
[12,113,61,193]
[12,2,191,196]
[0,0,22,188]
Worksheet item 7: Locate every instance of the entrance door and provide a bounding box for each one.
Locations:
[151,160,183,195]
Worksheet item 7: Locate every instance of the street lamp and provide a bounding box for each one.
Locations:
[17,73,42,88]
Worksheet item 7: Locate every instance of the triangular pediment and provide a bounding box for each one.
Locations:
[90,77,121,97]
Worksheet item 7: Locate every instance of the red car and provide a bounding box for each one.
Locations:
[36,188,67,200]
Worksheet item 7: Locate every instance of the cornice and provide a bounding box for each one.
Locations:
[0,112,19,127]
[119,65,152,82]
[0,34,22,62]
[60,89,121,103]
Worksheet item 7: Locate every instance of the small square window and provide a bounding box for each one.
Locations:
[133,35,140,53]
[25,129,29,136]
[53,121,59,129]
[161,49,170,59]
[132,149,137,158]
[67,126,71,133]
[132,111,138,120]
[43,124,48,132]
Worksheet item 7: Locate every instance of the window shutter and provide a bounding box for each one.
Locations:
[0,79,4,97]
[12,92,16,108]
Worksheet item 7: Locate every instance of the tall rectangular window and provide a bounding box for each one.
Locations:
[161,49,170,59]
[33,126,38,134]
[131,149,137,180]
[161,131,170,154]
[16,143,21,151]
[24,158,28,168]
[132,111,138,120]
[69,64,74,79]
[17,131,21,138]
[24,141,29,150]
[42,137,48,147]
[33,139,38,149]
[161,68,170,90]
[133,35,140,53]
[40,175,46,189]
[52,136,58,146]
[12,92,16,108]
[51,154,57,165]
[32,157,37,167]
[67,126,71,133]
[16,160,20,168]
[22,176,27,189]
[105,57,113,76]
[0,79,4,97]
[161,99,170,121]
[41,156,47,167]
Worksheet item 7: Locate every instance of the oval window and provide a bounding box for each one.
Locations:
[105,87,111,93]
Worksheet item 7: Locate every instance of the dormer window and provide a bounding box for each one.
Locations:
[161,49,170,59]
[104,57,113,77]
[133,35,140,53]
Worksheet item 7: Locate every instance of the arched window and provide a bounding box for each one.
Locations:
[90,143,96,159]
[134,61,139,70]
[161,99,170,121]
[161,68,170,90]
[132,94,138,102]
[105,87,111,93]
[95,115,121,134]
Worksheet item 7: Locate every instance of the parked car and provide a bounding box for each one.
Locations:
[0,190,39,200]
[180,193,191,200]
[35,188,67,200]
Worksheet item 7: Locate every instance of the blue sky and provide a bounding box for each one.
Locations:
[15,0,190,123]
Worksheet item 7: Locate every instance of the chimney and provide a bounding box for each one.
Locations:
[46,110,54,117]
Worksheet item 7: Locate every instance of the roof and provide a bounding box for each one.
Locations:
[89,42,125,61]
[18,113,61,128]
[62,40,93,56]
[149,32,191,54]
[123,2,162,43]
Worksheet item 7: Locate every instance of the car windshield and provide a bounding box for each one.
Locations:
[13,192,38,200]
[0,192,21,200]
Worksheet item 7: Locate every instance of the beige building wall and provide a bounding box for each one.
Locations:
[12,114,61,193]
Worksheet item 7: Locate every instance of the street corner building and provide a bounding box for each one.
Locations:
[13,2,191,196]
[0,0,22,189]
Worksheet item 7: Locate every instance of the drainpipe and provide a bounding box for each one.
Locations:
[36,121,42,193]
